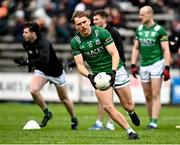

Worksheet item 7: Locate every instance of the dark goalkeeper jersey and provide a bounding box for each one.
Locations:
[23,36,63,77]
[105,25,126,64]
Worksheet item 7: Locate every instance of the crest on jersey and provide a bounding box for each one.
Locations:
[96,39,101,45]
[87,41,93,48]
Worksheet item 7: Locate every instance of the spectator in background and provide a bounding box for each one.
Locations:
[88,9,126,131]
[164,0,180,15]
[60,0,80,20]
[45,16,57,43]
[108,5,125,28]
[55,14,73,43]
[74,0,93,12]
[0,0,178,47]
[33,8,52,29]
[36,18,48,36]
[130,0,150,8]
[171,15,180,38]
[131,6,171,129]
[13,22,78,129]
[0,0,9,18]
[91,0,110,10]
[0,0,9,35]
[151,0,167,14]
[11,10,25,42]
[74,0,116,18]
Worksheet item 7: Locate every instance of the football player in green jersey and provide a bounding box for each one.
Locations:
[131,6,171,129]
[71,10,140,140]
[88,9,127,131]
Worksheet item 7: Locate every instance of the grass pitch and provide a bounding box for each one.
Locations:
[0,102,180,144]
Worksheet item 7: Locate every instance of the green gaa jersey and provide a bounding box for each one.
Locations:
[135,24,168,66]
[71,26,122,74]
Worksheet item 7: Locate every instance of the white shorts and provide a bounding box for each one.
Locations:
[140,59,164,83]
[114,66,130,89]
[34,69,66,86]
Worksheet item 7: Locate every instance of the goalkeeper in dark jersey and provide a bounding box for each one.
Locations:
[13,22,78,129]
[131,6,171,129]
[71,10,140,140]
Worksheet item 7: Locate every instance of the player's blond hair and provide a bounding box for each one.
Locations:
[71,11,89,23]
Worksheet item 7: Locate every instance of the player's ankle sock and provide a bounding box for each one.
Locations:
[151,118,157,123]
[106,121,113,125]
[106,121,114,127]
[149,118,158,127]
[149,118,153,122]
[43,108,50,114]
[95,119,103,127]
[126,127,135,134]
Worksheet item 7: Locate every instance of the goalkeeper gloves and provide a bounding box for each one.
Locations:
[13,56,28,66]
[162,66,170,81]
[131,64,139,78]
[88,74,97,89]
[106,70,116,87]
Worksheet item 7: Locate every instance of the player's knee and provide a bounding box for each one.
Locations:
[102,104,114,113]
[123,101,134,112]
[60,97,65,102]
[152,91,160,99]
[30,87,40,95]
[145,95,152,102]
[144,89,153,100]
[59,95,68,103]
[152,94,160,101]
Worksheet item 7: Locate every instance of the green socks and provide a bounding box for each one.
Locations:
[43,108,50,114]
[149,118,158,127]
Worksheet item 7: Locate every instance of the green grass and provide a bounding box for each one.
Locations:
[0,102,180,144]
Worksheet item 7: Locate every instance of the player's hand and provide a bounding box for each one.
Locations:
[162,66,170,81]
[88,74,97,89]
[131,64,139,79]
[13,57,28,66]
[106,70,116,87]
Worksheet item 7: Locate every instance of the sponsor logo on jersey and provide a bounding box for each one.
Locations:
[84,46,104,58]
[139,38,156,46]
